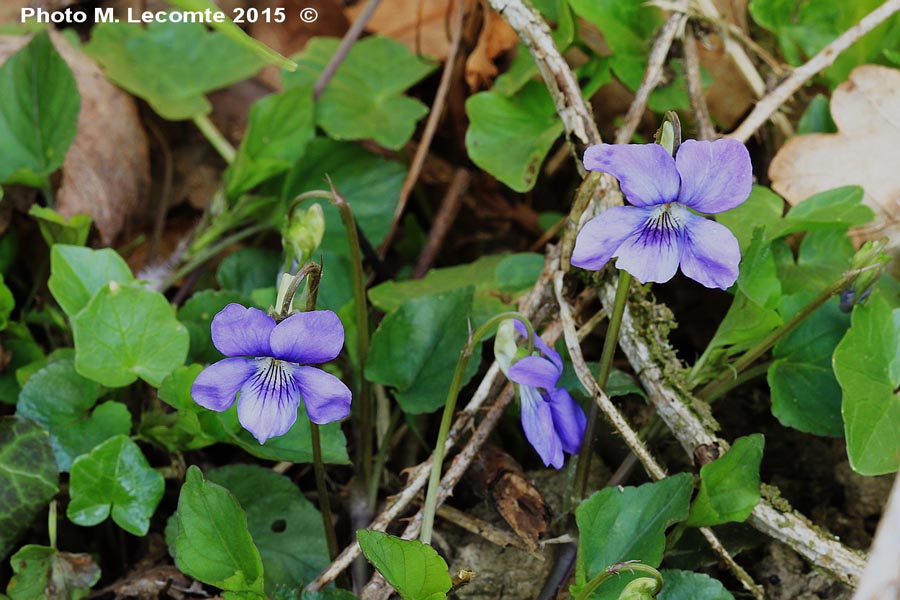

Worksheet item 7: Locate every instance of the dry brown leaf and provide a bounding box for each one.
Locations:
[346,0,455,60]
[465,5,518,90]
[51,31,150,245]
[769,65,900,267]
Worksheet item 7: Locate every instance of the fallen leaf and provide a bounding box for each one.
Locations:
[51,32,150,245]
[465,4,518,90]
[346,0,455,60]
[768,64,900,269]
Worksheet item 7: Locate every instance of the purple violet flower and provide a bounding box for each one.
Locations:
[507,322,586,469]
[191,303,352,444]
[571,139,752,289]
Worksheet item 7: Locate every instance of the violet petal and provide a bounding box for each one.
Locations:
[236,359,300,444]
[294,366,352,424]
[211,303,275,358]
[513,320,563,371]
[191,357,256,411]
[583,143,680,207]
[675,139,752,214]
[509,356,561,391]
[270,310,344,365]
[520,386,563,469]
[548,388,587,455]
[680,214,742,289]
[571,206,652,272]
[613,213,683,284]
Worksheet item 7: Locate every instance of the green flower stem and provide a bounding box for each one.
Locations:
[574,562,663,600]
[368,407,401,509]
[288,186,376,504]
[420,312,535,545]
[696,269,858,402]
[192,114,236,163]
[575,270,632,500]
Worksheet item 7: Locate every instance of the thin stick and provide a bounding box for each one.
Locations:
[380,0,465,257]
[615,7,686,145]
[729,0,900,142]
[314,0,382,99]
[682,25,716,141]
[434,504,532,551]
[413,169,470,278]
[852,471,900,600]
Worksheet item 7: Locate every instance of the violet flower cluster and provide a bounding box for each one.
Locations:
[191,303,351,443]
[504,322,586,469]
[571,139,752,289]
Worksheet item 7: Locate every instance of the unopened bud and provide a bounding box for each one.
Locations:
[656,111,682,156]
[282,203,325,266]
[617,577,660,600]
[841,239,890,312]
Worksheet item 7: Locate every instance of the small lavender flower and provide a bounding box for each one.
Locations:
[571,139,752,289]
[500,321,586,469]
[191,303,351,443]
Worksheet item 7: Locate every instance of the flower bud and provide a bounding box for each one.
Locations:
[656,111,682,156]
[282,203,325,266]
[840,239,890,312]
[617,577,660,600]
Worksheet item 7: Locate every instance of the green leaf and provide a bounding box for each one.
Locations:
[369,254,540,326]
[797,94,837,134]
[178,289,248,363]
[16,359,131,471]
[716,186,785,252]
[72,282,189,387]
[0,274,12,332]
[357,530,451,600]
[67,434,164,536]
[737,229,781,310]
[833,293,900,475]
[0,417,58,561]
[213,406,350,464]
[685,435,764,527]
[706,293,782,359]
[141,365,219,452]
[300,591,361,600]
[283,36,434,150]
[574,474,693,600]
[28,205,92,247]
[282,138,406,255]
[775,230,855,296]
[465,81,564,192]
[170,466,265,594]
[0,324,44,404]
[749,0,900,86]
[225,87,316,199]
[0,31,80,187]
[569,0,663,91]
[207,465,329,592]
[768,296,848,437]
[216,247,281,298]
[774,186,873,237]
[657,570,734,600]
[6,545,100,600]
[84,21,265,120]
[366,288,476,414]
[166,0,297,70]
[48,245,134,316]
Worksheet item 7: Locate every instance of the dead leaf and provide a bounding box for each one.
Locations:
[769,64,900,269]
[465,4,517,90]
[346,0,455,60]
[50,31,150,245]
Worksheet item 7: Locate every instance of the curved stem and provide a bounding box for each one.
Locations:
[575,270,632,499]
[161,223,268,291]
[574,562,663,600]
[419,312,535,544]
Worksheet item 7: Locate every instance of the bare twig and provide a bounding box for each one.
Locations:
[729,0,900,142]
[380,0,465,256]
[682,25,716,140]
[698,526,765,599]
[852,471,900,600]
[313,0,382,99]
[615,6,687,145]
[413,169,470,278]
[435,504,533,551]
